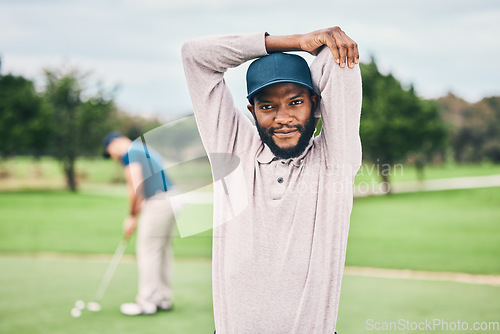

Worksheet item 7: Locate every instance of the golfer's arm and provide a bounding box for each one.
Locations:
[124,163,143,217]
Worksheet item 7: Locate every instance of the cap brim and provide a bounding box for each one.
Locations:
[247,79,314,101]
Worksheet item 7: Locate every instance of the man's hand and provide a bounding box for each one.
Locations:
[265,26,359,69]
[299,27,358,68]
[123,215,138,239]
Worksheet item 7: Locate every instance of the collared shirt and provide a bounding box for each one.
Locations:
[122,141,173,198]
[182,32,362,334]
[256,138,313,200]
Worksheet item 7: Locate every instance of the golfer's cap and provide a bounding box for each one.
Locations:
[102,131,122,158]
[103,131,122,149]
[246,52,313,102]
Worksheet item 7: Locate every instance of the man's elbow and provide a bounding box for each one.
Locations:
[181,40,193,59]
[181,39,203,64]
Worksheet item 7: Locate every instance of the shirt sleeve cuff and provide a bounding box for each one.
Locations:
[243,32,269,61]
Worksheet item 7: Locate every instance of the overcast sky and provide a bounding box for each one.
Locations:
[1,0,499,118]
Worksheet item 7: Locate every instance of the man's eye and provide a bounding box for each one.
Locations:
[290,100,303,105]
[260,105,273,110]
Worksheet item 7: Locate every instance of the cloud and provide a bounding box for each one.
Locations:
[0,0,499,116]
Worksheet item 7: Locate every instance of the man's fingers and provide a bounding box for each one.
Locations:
[323,34,340,64]
[308,27,359,68]
[330,28,347,68]
[339,30,359,68]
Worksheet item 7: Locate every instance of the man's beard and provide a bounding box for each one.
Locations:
[254,112,317,159]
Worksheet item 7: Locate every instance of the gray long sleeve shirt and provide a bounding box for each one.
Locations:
[182,32,362,334]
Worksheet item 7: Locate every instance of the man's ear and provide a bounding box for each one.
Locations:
[311,93,321,118]
[310,94,319,110]
[247,104,255,116]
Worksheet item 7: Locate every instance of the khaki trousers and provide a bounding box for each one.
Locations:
[136,192,176,305]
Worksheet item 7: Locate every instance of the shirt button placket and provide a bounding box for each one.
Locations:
[272,160,287,200]
[277,160,287,184]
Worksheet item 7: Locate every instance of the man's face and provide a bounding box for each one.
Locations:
[248,82,318,159]
[106,137,130,161]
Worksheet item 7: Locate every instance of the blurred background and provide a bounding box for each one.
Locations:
[0,0,499,333]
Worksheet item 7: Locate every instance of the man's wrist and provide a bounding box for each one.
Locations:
[265,34,303,53]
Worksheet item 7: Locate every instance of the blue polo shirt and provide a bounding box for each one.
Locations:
[121,142,173,198]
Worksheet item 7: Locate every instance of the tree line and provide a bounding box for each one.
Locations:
[0,69,162,191]
[1,60,499,191]
[439,93,500,164]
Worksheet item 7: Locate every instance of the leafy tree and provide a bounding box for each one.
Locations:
[359,59,447,190]
[439,94,500,163]
[112,111,162,143]
[148,115,202,161]
[0,74,52,159]
[409,98,448,180]
[43,69,116,191]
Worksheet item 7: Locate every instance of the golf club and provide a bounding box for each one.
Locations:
[87,238,129,311]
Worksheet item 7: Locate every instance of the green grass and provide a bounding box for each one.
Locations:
[337,275,500,333]
[0,256,214,334]
[0,156,213,191]
[0,190,212,258]
[355,161,500,185]
[1,256,498,334]
[1,156,63,180]
[1,187,499,274]
[0,178,499,333]
[1,158,498,333]
[0,156,124,183]
[347,187,500,274]
[3,156,500,191]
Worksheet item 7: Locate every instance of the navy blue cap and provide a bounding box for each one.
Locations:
[246,52,313,101]
[103,131,122,149]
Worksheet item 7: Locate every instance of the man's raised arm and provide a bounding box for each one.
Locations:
[265,26,359,68]
[181,33,268,155]
[309,29,362,174]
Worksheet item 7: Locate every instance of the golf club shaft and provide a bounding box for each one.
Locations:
[94,239,128,301]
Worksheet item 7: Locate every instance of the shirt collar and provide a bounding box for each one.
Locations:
[256,143,275,164]
[256,137,314,167]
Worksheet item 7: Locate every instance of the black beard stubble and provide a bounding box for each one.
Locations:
[254,110,317,159]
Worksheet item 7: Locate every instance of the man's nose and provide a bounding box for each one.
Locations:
[274,106,293,124]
